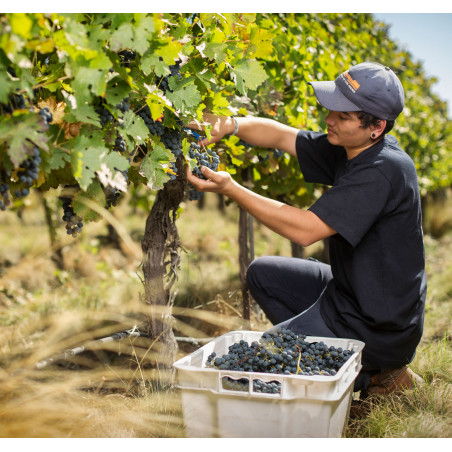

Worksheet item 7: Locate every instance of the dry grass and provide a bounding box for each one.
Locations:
[0,191,451,438]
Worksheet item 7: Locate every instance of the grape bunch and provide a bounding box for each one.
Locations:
[0,179,11,211]
[167,162,178,181]
[0,92,27,114]
[136,105,165,136]
[187,142,220,200]
[118,50,136,67]
[157,61,181,93]
[95,102,114,127]
[205,328,354,377]
[161,128,183,157]
[61,197,83,238]
[222,377,282,394]
[188,189,204,202]
[189,142,220,180]
[105,186,121,208]
[116,97,130,114]
[273,149,284,159]
[114,134,126,153]
[13,147,41,200]
[39,107,53,129]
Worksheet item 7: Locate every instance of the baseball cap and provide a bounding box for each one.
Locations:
[308,62,404,120]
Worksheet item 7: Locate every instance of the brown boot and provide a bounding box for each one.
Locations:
[365,366,424,396]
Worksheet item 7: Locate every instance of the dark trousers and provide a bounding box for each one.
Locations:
[246,256,378,391]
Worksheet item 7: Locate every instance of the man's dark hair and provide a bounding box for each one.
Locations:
[358,111,395,137]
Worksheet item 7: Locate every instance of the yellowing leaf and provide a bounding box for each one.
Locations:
[248,26,274,59]
[158,38,184,65]
[10,13,33,39]
[25,38,55,53]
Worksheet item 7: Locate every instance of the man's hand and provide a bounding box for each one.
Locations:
[187,113,235,147]
[186,165,234,196]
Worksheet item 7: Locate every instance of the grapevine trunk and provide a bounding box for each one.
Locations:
[140,155,185,377]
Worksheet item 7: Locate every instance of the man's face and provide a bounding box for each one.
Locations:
[324,111,371,150]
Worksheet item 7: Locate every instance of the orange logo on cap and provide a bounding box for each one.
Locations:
[344,71,360,91]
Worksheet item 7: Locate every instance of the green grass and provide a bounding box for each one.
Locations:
[0,191,451,438]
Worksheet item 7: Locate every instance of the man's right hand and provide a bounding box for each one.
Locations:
[187,113,236,147]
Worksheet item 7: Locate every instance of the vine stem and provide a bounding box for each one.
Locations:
[17,75,71,94]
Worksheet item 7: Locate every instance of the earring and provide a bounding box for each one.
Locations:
[371,132,377,139]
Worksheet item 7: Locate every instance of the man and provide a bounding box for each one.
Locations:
[186,62,426,398]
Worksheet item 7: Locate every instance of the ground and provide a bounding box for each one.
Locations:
[0,191,451,438]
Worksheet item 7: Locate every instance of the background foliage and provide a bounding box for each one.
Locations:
[1,13,451,227]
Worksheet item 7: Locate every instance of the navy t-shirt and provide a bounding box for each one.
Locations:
[296,130,427,369]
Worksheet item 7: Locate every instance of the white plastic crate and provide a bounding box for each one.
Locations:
[174,330,365,438]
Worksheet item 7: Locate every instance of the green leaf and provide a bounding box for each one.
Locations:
[109,23,135,52]
[46,147,71,171]
[134,15,155,54]
[70,134,110,190]
[72,66,108,97]
[203,42,229,63]
[166,83,201,113]
[0,70,13,104]
[231,59,268,94]
[139,143,173,190]
[105,78,133,106]
[68,102,101,127]
[0,113,49,166]
[210,91,231,116]
[109,20,151,54]
[141,53,168,77]
[121,110,149,144]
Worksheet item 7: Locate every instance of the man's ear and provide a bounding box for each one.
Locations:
[373,119,387,138]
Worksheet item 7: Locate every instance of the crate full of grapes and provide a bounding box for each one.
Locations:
[174,329,365,438]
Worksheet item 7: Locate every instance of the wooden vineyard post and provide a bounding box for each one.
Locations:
[238,167,254,321]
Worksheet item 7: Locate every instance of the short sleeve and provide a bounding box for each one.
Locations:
[296,130,344,185]
[309,165,393,247]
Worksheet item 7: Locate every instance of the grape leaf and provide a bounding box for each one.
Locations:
[0,113,49,166]
[0,69,13,104]
[166,83,201,113]
[157,38,184,65]
[248,26,274,59]
[10,13,33,39]
[134,16,155,54]
[47,148,71,171]
[105,78,133,106]
[67,101,101,127]
[139,143,173,190]
[121,110,149,144]
[141,53,168,77]
[71,134,109,190]
[72,66,108,97]
[231,59,268,94]
[109,23,135,52]
[203,42,229,63]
